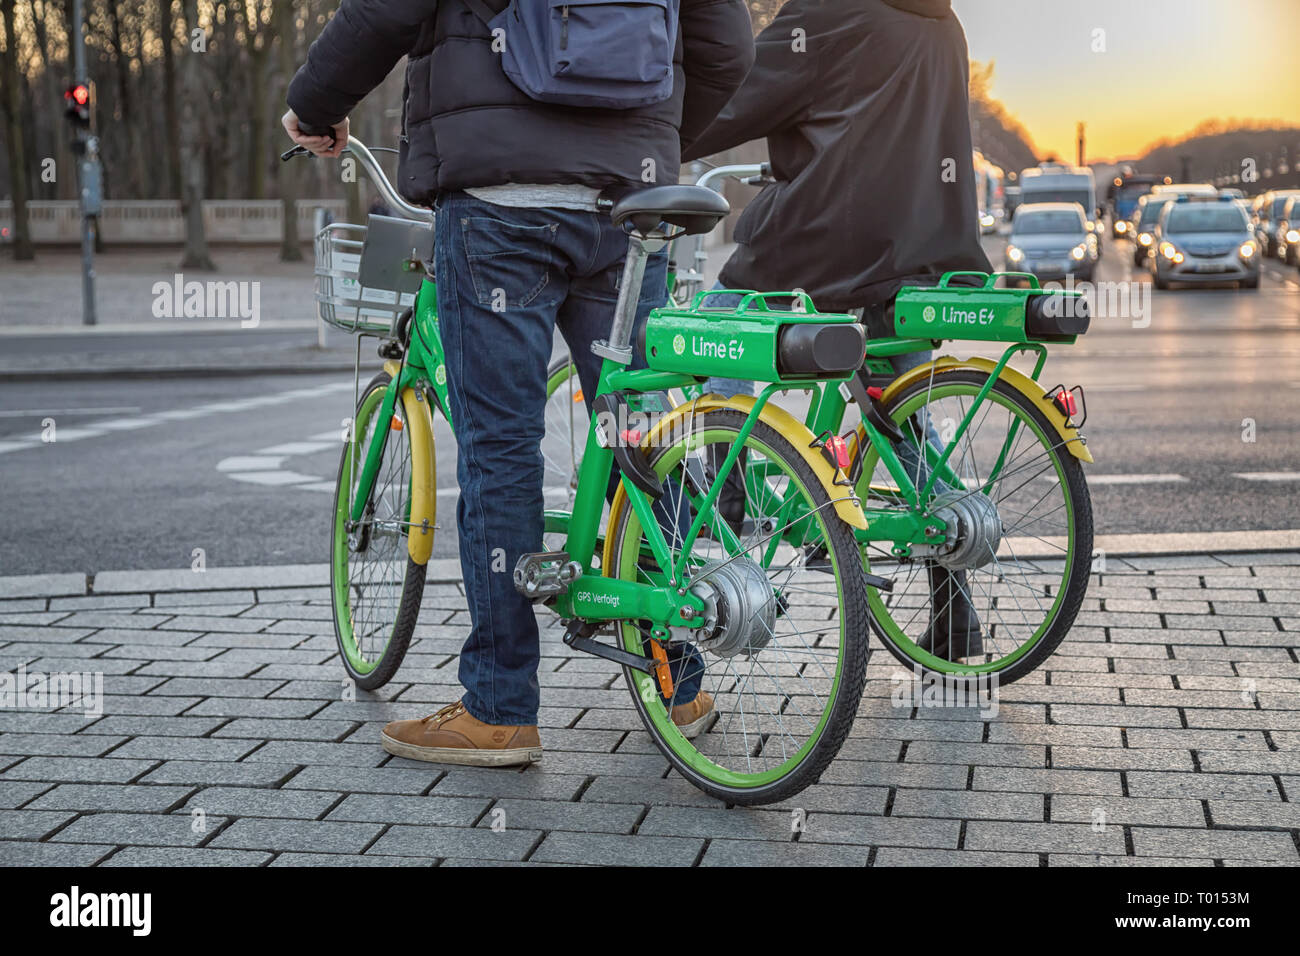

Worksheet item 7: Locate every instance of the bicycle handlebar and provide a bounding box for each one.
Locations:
[280,133,431,224]
[694,163,770,192]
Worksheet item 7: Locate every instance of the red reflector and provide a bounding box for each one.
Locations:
[866,386,884,401]
[1054,391,1078,417]
[827,436,851,470]
[620,428,642,445]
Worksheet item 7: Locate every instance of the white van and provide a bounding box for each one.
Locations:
[1017,163,1102,246]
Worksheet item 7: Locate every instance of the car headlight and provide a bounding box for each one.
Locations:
[1240,241,1257,258]
[1071,244,1087,261]
[1160,241,1179,260]
[1138,233,1153,246]
[1115,220,1128,233]
[1286,229,1300,243]
[1006,245,1024,263]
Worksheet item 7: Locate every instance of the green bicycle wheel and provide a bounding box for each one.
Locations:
[606,408,870,805]
[330,371,427,690]
[857,369,1093,685]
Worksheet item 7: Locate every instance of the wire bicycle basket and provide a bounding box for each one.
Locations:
[314,215,431,336]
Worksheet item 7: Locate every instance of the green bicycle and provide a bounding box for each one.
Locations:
[659,165,1096,689]
[290,138,878,803]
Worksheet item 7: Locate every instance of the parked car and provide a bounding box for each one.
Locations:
[1275,195,1300,266]
[1253,189,1300,258]
[1151,196,1259,290]
[1004,202,1097,282]
[1131,194,1177,267]
[1017,162,1104,254]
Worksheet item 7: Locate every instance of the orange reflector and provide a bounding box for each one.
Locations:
[390,415,404,431]
[650,640,674,700]
[573,389,584,403]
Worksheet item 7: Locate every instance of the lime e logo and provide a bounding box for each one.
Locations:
[672,333,686,356]
[922,306,936,323]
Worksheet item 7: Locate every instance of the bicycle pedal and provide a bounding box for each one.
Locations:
[513,551,583,602]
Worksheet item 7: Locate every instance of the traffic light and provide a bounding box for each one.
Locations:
[64,83,91,128]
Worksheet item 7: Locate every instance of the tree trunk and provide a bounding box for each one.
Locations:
[106,0,141,199]
[177,0,214,269]
[160,0,183,200]
[275,0,302,262]
[1,0,34,259]
[26,0,73,201]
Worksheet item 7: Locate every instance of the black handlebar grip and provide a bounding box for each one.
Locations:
[297,120,336,143]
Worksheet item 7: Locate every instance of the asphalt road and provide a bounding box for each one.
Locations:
[2,231,1299,575]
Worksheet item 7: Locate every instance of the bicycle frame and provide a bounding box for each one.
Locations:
[800,338,1053,555]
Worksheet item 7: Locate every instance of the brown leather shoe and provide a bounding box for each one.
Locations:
[670,691,715,739]
[381,701,543,767]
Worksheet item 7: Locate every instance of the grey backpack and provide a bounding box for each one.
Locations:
[463,0,679,110]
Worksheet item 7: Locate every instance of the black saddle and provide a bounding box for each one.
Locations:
[605,185,730,237]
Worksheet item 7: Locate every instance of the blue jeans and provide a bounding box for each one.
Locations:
[434,191,700,725]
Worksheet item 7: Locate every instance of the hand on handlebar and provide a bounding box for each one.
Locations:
[281,109,348,159]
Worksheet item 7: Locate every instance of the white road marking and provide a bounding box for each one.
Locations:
[1234,471,1300,481]
[0,406,141,418]
[227,470,319,486]
[259,441,338,456]
[217,456,288,472]
[1087,473,1187,485]
[0,381,353,456]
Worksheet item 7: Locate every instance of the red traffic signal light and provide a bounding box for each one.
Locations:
[64,83,91,126]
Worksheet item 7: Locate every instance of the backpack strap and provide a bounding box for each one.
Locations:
[462,0,499,24]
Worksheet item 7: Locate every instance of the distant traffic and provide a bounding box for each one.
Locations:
[975,156,1300,291]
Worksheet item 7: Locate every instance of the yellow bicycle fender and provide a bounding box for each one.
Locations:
[383,360,437,564]
[602,393,868,573]
[879,356,1094,463]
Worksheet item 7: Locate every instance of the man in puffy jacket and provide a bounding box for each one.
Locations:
[283,0,754,765]
[684,0,992,660]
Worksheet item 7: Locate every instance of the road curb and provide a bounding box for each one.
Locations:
[0,362,377,383]
[0,559,465,598]
[1,538,1296,600]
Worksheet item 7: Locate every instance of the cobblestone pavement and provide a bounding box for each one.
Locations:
[1,552,1298,867]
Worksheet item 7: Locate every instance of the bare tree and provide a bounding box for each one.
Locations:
[176,0,213,268]
[159,0,182,198]
[1,0,35,259]
[274,0,300,261]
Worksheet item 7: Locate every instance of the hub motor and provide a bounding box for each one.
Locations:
[682,557,778,658]
[928,489,1003,571]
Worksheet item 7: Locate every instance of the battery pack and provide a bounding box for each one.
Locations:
[643,290,864,384]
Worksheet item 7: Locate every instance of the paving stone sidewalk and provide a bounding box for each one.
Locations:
[2,552,1298,867]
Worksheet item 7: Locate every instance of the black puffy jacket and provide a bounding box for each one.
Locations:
[288,0,755,203]
[683,0,992,312]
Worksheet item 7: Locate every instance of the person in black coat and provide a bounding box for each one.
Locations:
[686,0,992,660]
[281,1,755,763]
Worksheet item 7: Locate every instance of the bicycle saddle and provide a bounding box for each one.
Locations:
[606,185,730,237]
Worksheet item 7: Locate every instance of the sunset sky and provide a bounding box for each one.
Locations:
[951,0,1300,161]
